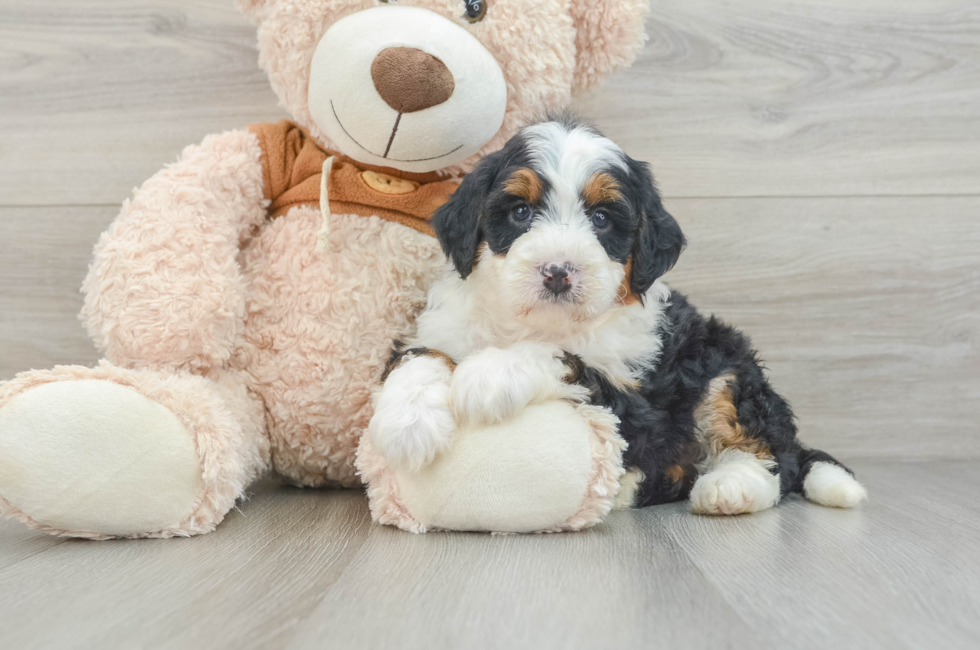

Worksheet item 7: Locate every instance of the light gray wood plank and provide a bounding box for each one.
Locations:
[4,198,977,459]
[2,462,977,650]
[0,481,372,650]
[577,0,980,197]
[663,195,980,460]
[0,206,109,374]
[2,1,979,205]
[0,521,69,573]
[0,0,286,207]
[663,460,980,650]
[287,508,764,650]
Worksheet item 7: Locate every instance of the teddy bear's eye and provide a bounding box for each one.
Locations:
[463,0,488,23]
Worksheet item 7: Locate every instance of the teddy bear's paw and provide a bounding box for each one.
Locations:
[369,355,455,472]
[0,378,205,537]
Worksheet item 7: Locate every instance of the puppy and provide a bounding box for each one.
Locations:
[369,115,867,515]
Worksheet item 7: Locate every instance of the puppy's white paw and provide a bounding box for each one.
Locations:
[803,461,867,508]
[690,456,781,516]
[449,348,536,426]
[368,356,455,471]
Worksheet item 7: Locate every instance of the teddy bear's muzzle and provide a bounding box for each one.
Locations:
[306,5,507,174]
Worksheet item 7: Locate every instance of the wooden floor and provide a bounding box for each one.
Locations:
[1,1,979,648]
[1,461,978,649]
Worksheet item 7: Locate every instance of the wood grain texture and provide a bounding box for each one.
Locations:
[664,196,980,460]
[2,1,979,204]
[576,0,980,197]
[0,485,372,649]
[4,198,977,460]
[0,206,110,373]
[1,462,978,649]
[0,0,286,206]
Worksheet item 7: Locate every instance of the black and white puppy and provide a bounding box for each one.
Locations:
[369,116,867,515]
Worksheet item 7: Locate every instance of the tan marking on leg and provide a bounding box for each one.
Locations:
[694,374,772,461]
[418,349,457,371]
[667,464,686,483]
[381,346,456,381]
[582,172,623,206]
[503,168,543,203]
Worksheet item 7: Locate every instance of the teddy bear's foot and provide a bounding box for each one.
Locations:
[0,363,269,539]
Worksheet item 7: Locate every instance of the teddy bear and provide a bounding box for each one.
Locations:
[0,0,650,539]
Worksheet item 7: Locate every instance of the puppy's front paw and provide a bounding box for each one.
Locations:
[368,356,454,471]
[449,348,538,426]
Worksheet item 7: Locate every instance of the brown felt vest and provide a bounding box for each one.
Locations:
[248,120,460,237]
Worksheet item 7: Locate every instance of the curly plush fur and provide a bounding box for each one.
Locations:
[0,0,651,538]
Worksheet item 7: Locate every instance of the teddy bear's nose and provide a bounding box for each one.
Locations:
[371,47,455,114]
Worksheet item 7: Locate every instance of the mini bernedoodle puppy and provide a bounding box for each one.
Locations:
[370,115,867,515]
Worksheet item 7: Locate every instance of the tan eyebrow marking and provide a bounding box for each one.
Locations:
[582,172,623,206]
[503,167,543,203]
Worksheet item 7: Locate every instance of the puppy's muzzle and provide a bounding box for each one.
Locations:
[542,264,573,297]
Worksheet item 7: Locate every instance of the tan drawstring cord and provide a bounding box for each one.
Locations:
[317,156,336,252]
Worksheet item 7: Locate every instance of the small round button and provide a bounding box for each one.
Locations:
[361,170,419,195]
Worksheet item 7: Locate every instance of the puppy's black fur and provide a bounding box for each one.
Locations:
[564,293,856,507]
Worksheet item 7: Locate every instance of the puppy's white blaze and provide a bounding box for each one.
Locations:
[523,122,628,228]
[803,461,868,508]
[368,356,455,471]
[523,121,627,190]
[691,449,781,515]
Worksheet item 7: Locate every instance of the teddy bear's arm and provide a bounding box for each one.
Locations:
[80,129,268,374]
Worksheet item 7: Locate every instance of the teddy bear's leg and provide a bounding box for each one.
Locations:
[0,361,269,539]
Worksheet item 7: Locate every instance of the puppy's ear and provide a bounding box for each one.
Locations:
[431,151,504,279]
[627,157,685,297]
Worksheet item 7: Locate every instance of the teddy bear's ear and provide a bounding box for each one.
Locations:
[235,0,275,26]
[570,0,650,93]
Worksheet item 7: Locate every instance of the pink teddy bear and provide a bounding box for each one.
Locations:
[0,0,649,538]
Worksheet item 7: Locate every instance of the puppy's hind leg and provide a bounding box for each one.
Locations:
[690,450,781,516]
[689,374,782,516]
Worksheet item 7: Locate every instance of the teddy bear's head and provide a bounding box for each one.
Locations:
[237,0,649,175]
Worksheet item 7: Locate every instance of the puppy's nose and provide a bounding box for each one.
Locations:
[371,47,455,113]
[542,265,572,296]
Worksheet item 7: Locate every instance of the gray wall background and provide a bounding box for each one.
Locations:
[1,0,977,460]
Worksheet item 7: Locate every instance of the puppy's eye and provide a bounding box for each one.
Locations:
[591,210,610,230]
[511,203,533,224]
[463,0,488,23]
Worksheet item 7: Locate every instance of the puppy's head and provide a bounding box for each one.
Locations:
[432,116,685,327]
